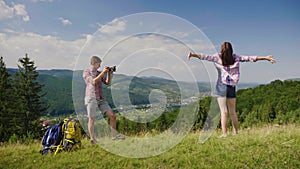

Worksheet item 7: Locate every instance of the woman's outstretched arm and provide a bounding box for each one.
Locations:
[256,55,276,64]
[188,52,219,62]
[188,52,201,60]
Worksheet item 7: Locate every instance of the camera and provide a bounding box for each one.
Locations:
[108,66,116,72]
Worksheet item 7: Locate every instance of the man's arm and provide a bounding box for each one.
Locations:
[93,67,109,84]
[105,71,112,85]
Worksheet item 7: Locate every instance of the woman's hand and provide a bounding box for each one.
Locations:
[256,55,276,64]
[188,52,192,60]
[266,55,276,64]
[188,52,200,60]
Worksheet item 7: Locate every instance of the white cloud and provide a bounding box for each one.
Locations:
[13,4,30,22]
[99,18,126,35]
[0,29,85,69]
[59,17,72,26]
[0,28,216,82]
[0,0,14,19]
[0,0,30,22]
[76,32,216,82]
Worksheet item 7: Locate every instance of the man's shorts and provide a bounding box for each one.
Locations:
[85,97,112,118]
[215,83,236,98]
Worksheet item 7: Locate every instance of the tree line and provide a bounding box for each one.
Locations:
[190,79,300,131]
[0,55,47,142]
[109,79,300,135]
[236,80,300,127]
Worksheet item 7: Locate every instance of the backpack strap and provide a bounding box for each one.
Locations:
[53,120,66,155]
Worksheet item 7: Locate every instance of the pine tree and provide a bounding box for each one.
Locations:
[0,57,16,141]
[13,54,47,139]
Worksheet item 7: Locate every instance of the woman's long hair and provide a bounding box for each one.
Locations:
[220,42,234,66]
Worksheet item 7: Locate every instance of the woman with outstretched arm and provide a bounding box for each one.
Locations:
[188,42,276,137]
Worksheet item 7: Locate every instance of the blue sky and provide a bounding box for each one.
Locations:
[0,0,299,83]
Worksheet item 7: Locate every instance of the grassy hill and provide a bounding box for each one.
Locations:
[1,125,299,168]
[3,69,299,168]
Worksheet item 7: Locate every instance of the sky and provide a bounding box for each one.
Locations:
[0,0,299,84]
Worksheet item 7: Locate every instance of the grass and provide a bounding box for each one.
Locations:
[0,124,299,169]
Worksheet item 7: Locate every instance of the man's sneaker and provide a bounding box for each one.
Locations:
[90,139,97,145]
[218,134,227,138]
[112,134,125,140]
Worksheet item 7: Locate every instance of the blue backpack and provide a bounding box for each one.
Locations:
[40,122,63,155]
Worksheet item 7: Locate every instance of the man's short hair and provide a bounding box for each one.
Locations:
[90,56,102,65]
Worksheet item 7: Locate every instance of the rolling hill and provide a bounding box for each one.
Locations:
[8,69,257,116]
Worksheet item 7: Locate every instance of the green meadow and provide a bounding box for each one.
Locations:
[1,125,299,169]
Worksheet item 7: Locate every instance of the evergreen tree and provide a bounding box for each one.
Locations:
[193,97,210,130]
[0,57,19,141]
[13,54,47,139]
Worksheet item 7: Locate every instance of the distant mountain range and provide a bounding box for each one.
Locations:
[8,68,259,116]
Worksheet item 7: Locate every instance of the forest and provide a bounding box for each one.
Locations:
[0,55,46,142]
[119,79,300,135]
[195,79,300,129]
[0,55,299,142]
